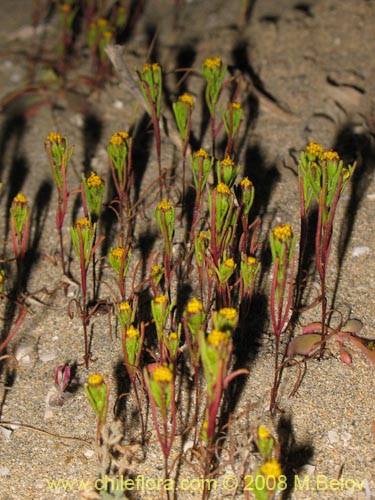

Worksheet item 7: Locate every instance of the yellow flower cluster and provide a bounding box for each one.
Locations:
[45,132,62,144]
[259,459,282,479]
[216,182,231,195]
[194,148,209,158]
[13,193,27,204]
[126,325,140,338]
[240,177,253,188]
[152,365,173,383]
[88,373,104,386]
[152,264,161,275]
[157,198,173,211]
[231,101,242,110]
[258,426,271,439]
[322,150,340,162]
[109,131,129,146]
[247,256,257,265]
[111,247,125,259]
[169,331,178,340]
[154,294,168,305]
[76,217,91,228]
[220,156,235,167]
[273,224,292,242]
[218,307,237,320]
[186,297,203,314]
[207,329,228,347]
[305,141,324,157]
[98,18,108,27]
[142,62,160,73]
[179,93,194,107]
[87,171,104,189]
[223,258,235,269]
[203,57,222,70]
[119,301,131,312]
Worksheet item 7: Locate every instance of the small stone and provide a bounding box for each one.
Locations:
[352,246,370,257]
[39,351,57,363]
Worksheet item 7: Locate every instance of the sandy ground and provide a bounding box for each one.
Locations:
[0,1,374,499]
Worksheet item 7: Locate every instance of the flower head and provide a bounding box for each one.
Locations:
[194,148,209,158]
[109,131,129,146]
[157,198,173,211]
[259,459,282,479]
[152,365,173,383]
[186,297,203,314]
[322,149,340,162]
[207,329,228,347]
[88,373,104,387]
[272,224,292,242]
[87,171,104,189]
[119,301,131,312]
[241,177,253,188]
[45,132,63,144]
[13,193,27,204]
[203,57,222,70]
[216,182,231,195]
[179,93,194,107]
[126,325,140,338]
[258,426,271,439]
[75,217,91,228]
[305,141,324,158]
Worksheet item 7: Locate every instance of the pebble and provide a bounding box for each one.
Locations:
[352,246,370,257]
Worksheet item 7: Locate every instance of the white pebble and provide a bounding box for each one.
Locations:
[352,246,370,257]
[39,351,57,363]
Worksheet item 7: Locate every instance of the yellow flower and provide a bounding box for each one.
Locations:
[169,331,178,340]
[179,93,194,107]
[75,217,91,228]
[322,150,340,162]
[152,365,173,383]
[272,224,292,242]
[199,231,208,240]
[218,307,237,320]
[60,4,71,13]
[194,148,209,158]
[223,258,235,269]
[186,297,203,314]
[305,141,324,157]
[98,18,108,27]
[260,459,282,479]
[88,373,104,386]
[109,131,129,146]
[126,325,140,338]
[119,301,131,312]
[220,156,235,167]
[157,198,172,211]
[203,57,222,70]
[154,294,168,305]
[87,171,104,189]
[13,193,27,204]
[207,329,228,347]
[103,31,113,40]
[152,264,161,274]
[240,177,253,188]
[142,62,160,73]
[231,101,242,110]
[111,247,125,259]
[247,256,257,265]
[258,426,271,440]
[45,132,62,144]
[342,167,351,180]
[216,182,231,195]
